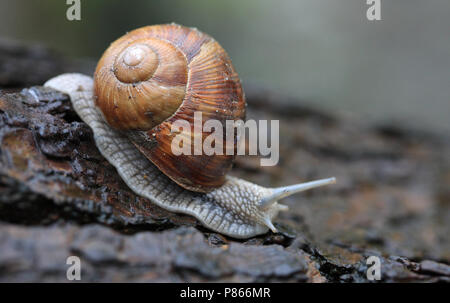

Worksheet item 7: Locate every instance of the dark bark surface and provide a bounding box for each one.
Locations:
[0,39,449,282]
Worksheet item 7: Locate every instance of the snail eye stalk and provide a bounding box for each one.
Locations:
[259,177,336,210]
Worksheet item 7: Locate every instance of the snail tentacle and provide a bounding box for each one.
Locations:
[259,177,337,210]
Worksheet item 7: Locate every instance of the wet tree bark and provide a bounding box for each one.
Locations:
[0,39,449,282]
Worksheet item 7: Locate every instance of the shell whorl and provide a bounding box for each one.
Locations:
[114,43,158,83]
[93,24,246,193]
[95,32,189,131]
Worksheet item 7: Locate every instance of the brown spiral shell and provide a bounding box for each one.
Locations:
[94,24,246,192]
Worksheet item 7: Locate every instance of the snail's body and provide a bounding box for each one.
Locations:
[45,73,282,237]
[45,24,335,239]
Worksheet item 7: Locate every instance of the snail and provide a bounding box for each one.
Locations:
[44,24,336,239]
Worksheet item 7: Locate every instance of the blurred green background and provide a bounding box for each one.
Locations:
[0,0,449,134]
